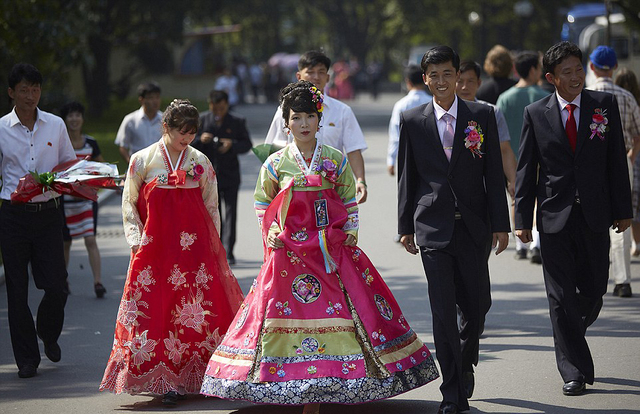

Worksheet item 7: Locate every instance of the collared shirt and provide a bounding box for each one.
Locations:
[264,95,367,154]
[387,89,432,166]
[433,96,459,148]
[556,92,582,131]
[588,77,640,151]
[114,107,163,155]
[0,107,76,201]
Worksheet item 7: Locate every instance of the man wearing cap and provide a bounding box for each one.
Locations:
[587,45,640,298]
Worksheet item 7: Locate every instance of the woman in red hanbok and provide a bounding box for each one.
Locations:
[201,82,438,413]
[99,100,244,405]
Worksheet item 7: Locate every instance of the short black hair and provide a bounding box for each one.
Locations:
[137,81,161,98]
[515,51,541,79]
[421,46,460,74]
[208,90,229,104]
[298,50,331,72]
[404,64,424,86]
[543,42,582,76]
[60,101,85,120]
[279,80,323,127]
[459,60,481,79]
[162,99,199,134]
[8,63,43,89]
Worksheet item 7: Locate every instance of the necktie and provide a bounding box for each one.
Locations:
[565,104,577,152]
[442,113,454,160]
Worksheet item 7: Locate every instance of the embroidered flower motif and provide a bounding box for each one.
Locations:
[194,263,213,288]
[361,268,373,286]
[269,366,277,374]
[307,365,317,374]
[164,331,189,365]
[352,249,362,262]
[464,121,484,158]
[291,274,322,304]
[196,327,222,352]
[180,231,197,250]
[396,362,403,370]
[318,346,325,354]
[326,305,335,315]
[168,264,188,290]
[117,290,148,329]
[275,300,292,316]
[410,356,417,364]
[371,329,386,342]
[140,232,153,246]
[291,228,309,242]
[185,158,205,181]
[301,337,320,353]
[242,332,255,347]
[277,369,286,378]
[124,330,157,368]
[136,265,155,292]
[293,174,308,187]
[287,250,304,266]
[374,294,394,321]
[341,362,356,375]
[422,351,428,358]
[157,173,168,185]
[589,108,608,141]
[173,289,212,333]
[398,314,407,329]
[280,270,288,278]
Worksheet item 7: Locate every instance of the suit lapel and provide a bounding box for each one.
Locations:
[448,100,469,172]
[575,90,594,155]
[422,103,449,167]
[544,94,574,156]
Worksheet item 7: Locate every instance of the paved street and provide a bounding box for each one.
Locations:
[1,93,639,413]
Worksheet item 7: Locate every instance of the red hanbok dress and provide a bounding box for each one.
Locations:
[200,142,438,404]
[100,140,244,395]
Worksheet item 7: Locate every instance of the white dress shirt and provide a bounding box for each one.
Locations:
[556,92,582,131]
[264,95,367,154]
[388,89,432,166]
[0,107,76,201]
[114,107,163,155]
[433,96,459,148]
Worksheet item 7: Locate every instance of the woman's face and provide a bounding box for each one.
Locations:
[64,111,84,133]
[163,124,195,154]
[287,109,318,145]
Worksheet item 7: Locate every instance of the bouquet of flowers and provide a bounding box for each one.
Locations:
[11,157,122,204]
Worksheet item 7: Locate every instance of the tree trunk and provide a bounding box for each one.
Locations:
[82,35,112,118]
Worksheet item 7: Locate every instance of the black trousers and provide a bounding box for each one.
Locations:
[0,201,68,369]
[539,203,609,384]
[420,219,490,410]
[218,185,239,258]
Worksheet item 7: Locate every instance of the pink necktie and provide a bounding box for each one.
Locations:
[442,113,454,160]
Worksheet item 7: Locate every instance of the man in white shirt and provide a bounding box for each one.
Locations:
[264,51,369,202]
[387,65,432,176]
[0,63,76,379]
[115,81,162,163]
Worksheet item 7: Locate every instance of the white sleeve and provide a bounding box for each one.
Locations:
[387,101,402,166]
[340,106,367,154]
[115,115,131,147]
[58,119,76,163]
[265,107,289,145]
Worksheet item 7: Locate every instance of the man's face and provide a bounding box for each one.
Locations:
[211,100,229,120]
[456,70,481,101]
[545,56,585,102]
[139,92,161,117]
[297,64,330,92]
[424,61,459,105]
[8,80,41,114]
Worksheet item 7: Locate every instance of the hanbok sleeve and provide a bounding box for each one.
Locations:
[199,155,221,234]
[254,155,280,229]
[335,152,359,240]
[122,153,146,247]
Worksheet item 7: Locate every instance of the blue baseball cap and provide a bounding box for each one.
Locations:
[590,46,617,70]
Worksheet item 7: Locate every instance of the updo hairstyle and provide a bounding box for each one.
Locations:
[162,99,199,134]
[279,80,323,127]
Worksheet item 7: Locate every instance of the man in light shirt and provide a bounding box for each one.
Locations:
[0,63,76,379]
[115,81,163,163]
[264,50,369,203]
[387,64,432,176]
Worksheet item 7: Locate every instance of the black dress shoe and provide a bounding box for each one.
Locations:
[162,391,186,405]
[514,248,527,260]
[438,402,459,414]
[613,283,632,297]
[227,254,236,265]
[530,247,542,264]
[18,364,37,378]
[562,380,585,396]
[44,341,61,363]
[462,371,475,398]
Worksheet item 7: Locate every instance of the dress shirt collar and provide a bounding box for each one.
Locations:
[8,107,46,128]
[137,106,162,122]
[433,96,459,121]
[555,91,581,111]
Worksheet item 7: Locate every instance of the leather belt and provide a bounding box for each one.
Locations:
[3,198,60,212]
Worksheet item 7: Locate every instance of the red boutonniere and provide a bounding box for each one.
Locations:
[464,121,484,158]
[185,158,204,181]
[47,142,52,146]
[589,108,608,141]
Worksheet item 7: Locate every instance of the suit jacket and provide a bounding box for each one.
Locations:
[514,89,632,234]
[192,111,253,189]
[398,99,511,249]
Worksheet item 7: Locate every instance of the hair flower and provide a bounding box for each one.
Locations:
[309,86,324,113]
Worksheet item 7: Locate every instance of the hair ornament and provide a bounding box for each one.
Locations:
[309,86,324,113]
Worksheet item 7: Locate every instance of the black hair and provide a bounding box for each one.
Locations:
[543,42,582,76]
[515,51,541,79]
[162,99,199,134]
[60,101,85,120]
[137,81,161,98]
[208,89,229,104]
[405,64,424,86]
[459,60,481,79]
[8,63,43,89]
[279,80,323,127]
[298,50,331,72]
[421,46,460,74]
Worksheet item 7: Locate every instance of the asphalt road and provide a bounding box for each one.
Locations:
[1,93,639,413]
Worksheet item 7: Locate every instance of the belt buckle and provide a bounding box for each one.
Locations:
[454,211,462,220]
[25,203,40,212]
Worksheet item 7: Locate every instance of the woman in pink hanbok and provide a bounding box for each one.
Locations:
[99,100,244,405]
[200,81,438,413]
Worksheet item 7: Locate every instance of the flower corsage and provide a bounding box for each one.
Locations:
[589,108,608,141]
[316,158,338,181]
[186,158,205,181]
[464,121,484,158]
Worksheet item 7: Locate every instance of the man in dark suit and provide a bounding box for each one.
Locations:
[398,46,510,414]
[515,42,632,396]
[192,90,252,264]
